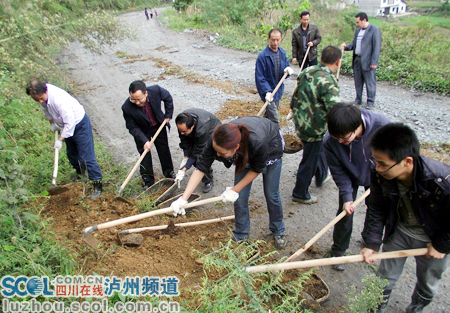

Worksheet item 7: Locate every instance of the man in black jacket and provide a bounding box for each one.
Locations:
[122,80,175,188]
[291,11,322,71]
[361,123,450,313]
[175,108,221,193]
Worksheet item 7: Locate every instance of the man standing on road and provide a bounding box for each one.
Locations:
[361,123,450,313]
[175,108,221,193]
[291,46,341,204]
[255,29,293,126]
[342,12,381,107]
[292,11,322,71]
[324,103,390,271]
[122,80,175,189]
[26,79,103,199]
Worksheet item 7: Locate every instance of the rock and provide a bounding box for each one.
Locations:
[119,234,144,247]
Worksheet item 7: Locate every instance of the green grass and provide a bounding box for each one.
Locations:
[406,1,444,8]
[399,15,450,28]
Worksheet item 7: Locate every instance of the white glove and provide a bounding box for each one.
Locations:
[221,187,239,203]
[54,139,63,150]
[179,158,188,170]
[175,170,185,188]
[265,92,273,102]
[286,111,293,121]
[171,197,188,217]
[284,66,294,75]
[51,123,62,133]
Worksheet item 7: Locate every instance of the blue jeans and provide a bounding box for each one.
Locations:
[292,140,327,199]
[65,114,102,180]
[233,158,285,241]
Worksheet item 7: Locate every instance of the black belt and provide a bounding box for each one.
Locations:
[355,55,361,57]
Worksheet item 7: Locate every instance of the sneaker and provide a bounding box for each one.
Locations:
[292,196,318,204]
[203,182,212,193]
[331,254,345,271]
[316,171,332,187]
[274,235,287,249]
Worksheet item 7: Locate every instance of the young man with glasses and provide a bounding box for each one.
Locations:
[361,123,450,313]
[122,80,175,188]
[323,103,389,270]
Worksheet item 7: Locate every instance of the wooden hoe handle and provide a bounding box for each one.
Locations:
[117,120,167,195]
[82,195,224,234]
[257,71,289,117]
[285,189,371,263]
[246,248,428,273]
[52,131,59,186]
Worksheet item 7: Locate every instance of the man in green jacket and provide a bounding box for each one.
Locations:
[291,45,341,204]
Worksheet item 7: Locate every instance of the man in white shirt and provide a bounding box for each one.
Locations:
[26,79,102,199]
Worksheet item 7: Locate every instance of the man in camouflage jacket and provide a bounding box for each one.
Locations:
[290,46,341,204]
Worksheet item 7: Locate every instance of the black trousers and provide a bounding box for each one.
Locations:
[135,124,174,185]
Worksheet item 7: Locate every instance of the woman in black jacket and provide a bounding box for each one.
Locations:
[170,116,286,248]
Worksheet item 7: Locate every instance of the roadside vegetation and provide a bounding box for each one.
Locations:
[163,0,450,95]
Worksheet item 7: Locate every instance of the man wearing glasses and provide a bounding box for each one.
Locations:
[361,123,450,313]
[323,103,389,270]
[122,80,175,189]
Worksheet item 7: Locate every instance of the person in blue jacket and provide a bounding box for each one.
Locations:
[255,29,293,126]
[323,103,390,270]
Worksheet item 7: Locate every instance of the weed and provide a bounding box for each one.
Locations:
[346,274,389,313]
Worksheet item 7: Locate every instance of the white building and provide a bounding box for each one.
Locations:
[348,0,407,16]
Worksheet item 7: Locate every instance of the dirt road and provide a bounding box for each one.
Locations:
[58,9,450,312]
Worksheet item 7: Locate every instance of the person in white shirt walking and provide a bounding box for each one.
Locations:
[26,79,103,199]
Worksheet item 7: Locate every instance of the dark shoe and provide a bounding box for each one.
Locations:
[355,101,362,105]
[144,181,154,189]
[165,171,176,179]
[331,254,345,271]
[90,180,102,199]
[292,195,318,204]
[274,235,287,249]
[203,182,212,193]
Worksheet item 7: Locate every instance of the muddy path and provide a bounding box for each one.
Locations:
[57,9,450,312]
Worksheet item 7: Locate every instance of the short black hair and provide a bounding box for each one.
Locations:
[321,45,342,64]
[327,103,362,137]
[268,29,283,38]
[26,79,47,96]
[355,12,368,22]
[300,11,310,18]
[175,112,195,129]
[129,80,147,94]
[370,123,420,162]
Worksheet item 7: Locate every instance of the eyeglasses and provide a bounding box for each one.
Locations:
[370,158,401,174]
[129,95,147,104]
[332,132,355,142]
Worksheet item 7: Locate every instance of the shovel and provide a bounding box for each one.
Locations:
[290,46,310,97]
[285,189,370,263]
[115,120,168,202]
[82,195,224,248]
[246,248,428,273]
[336,46,345,80]
[47,131,69,196]
[257,71,289,117]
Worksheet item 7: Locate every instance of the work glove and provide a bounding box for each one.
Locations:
[286,111,293,121]
[171,197,188,217]
[179,158,188,170]
[175,170,185,188]
[284,66,294,75]
[265,92,273,103]
[54,139,63,150]
[221,187,239,203]
[51,123,62,133]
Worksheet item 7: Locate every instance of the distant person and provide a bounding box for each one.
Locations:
[342,12,381,107]
[170,117,287,249]
[255,29,293,125]
[290,46,341,204]
[175,108,221,193]
[121,80,175,189]
[144,8,149,20]
[26,79,103,199]
[292,11,322,71]
[154,7,158,17]
[150,8,153,19]
[324,103,390,271]
[361,123,450,313]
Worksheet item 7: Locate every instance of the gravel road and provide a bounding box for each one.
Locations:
[57,9,450,312]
